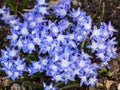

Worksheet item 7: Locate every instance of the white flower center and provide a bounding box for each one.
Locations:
[33,37,40,45]
[28,43,34,50]
[9,50,16,57]
[17,40,23,48]
[21,27,28,35]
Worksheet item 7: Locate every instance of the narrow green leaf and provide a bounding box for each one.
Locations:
[98,67,108,74]
[98,2,105,27]
[23,81,43,90]
[54,82,63,87]
[21,85,26,90]
[27,54,38,60]
[81,41,85,49]
[92,13,97,18]
[6,0,17,12]
[22,0,28,11]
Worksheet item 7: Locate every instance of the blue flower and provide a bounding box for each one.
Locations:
[0,56,26,80]
[20,27,29,35]
[47,21,59,36]
[28,42,35,54]
[1,47,19,59]
[87,40,98,53]
[52,0,71,17]
[7,33,18,41]
[52,74,63,82]
[28,60,42,75]
[90,26,101,38]
[70,8,81,18]
[43,83,58,90]
[33,3,49,15]
[79,75,88,86]
[1,12,15,24]
[88,76,98,86]
[16,39,23,49]
[32,34,41,45]
[58,18,71,32]
[108,22,117,36]
[0,6,6,14]
[37,0,47,6]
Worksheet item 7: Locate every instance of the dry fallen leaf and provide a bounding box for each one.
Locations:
[118,83,120,90]
[105,80,114,90]
[48,0,61,7]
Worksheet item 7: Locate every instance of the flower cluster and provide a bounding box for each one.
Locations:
[88,22,117,67]
[0,0,117,89]
[0,47,26,80]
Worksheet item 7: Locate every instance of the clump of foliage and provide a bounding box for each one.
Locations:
[0,0,117,89]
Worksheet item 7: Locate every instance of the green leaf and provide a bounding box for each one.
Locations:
[0,70,4,74]
[51,14,56,20]
[10,78,43,90]
[6,0,17,12]
[23,81,43,90]
[27,54,38,60]
[21,86,26,90]
[98,2,105,27]
[92,13,97,18]
[81,41,85,49]
[21,0,28,11]
[31,72,42,79]
[54,82,63,87]
[98,67,108,74]
[118,38,120,42]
